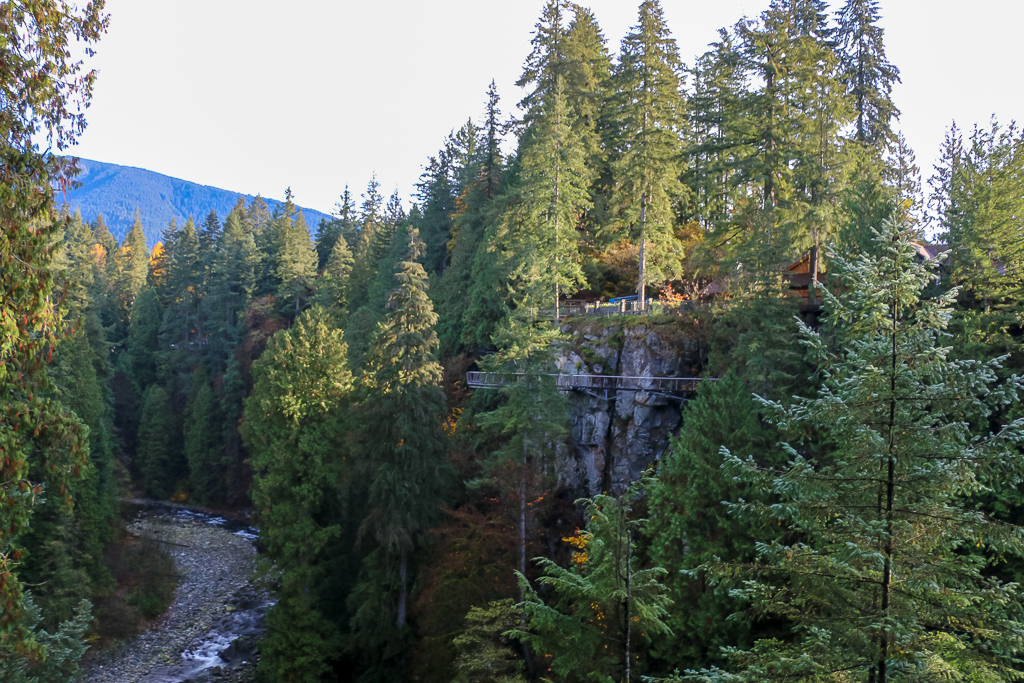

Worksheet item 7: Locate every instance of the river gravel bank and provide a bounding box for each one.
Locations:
[79,506,266,683]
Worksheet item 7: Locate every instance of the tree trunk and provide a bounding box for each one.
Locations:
[764,56,777,211]
[555,279,560,323]
[396,547,408,628]
[637,191,648,310]
[520,461,527,580]
[625,529,633,683]
[877,284,900,683]
[808,241,819,308]
[519,443,535,673]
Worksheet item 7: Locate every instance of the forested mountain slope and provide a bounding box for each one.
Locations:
[60,157,330,247]
[8,0,1024,682]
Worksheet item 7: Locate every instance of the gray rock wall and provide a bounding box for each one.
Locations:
[554,319,705,495]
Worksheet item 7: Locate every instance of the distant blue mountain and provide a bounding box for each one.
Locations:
[59,157,331,248]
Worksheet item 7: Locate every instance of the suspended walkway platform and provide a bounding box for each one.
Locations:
[465,371,713,401]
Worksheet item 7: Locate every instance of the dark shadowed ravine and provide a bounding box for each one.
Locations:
[79,501,271,683]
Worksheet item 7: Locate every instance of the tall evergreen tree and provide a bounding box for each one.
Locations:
[478,313,568,605]
[153,218,179,305]
[348,175,390,310]
[332,186,360,253]
[684,31,747,234]
[111,210,150,330]
[91,213,118,265]
[835,0,901,146]
[162,216,202,352]
[244,306,354,682]
[205,205,258,373]
[275,194,318,315]
[647,371,781,671]
[515,480,672,682]
[417,122,476,275]
[931,119,1024,317]
[314,186,356,274]
[517,0,572,120]
[688,220,1024,683]
[436,82,506,355]
[126,285,163,391]
[564,5,613,169]
[136,384,179,499]
[609,0,687,305]
[384,189,406,228]
[502,75,592,318]
[184,367,225,504]
[351,228,449,644]
[313,234,355,320]
[198,209,221,257]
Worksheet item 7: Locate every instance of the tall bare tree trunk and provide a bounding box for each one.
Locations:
[637,192,648,309]
[519,441,535,673]
[808,240,819,308]
[396,548,408,628]
[877,280,899,683]
[625,529,633,683]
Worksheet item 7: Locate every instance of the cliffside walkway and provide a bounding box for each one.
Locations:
[465,371,713,399]
[537,299,684,319]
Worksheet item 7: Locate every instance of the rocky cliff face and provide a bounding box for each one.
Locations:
[554,317,707,495]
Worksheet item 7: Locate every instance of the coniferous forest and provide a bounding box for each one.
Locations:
[5,1,1024,682]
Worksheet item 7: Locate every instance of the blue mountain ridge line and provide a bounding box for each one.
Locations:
[57,157,331,248]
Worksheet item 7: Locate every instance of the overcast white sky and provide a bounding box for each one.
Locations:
[67,0,1023,215]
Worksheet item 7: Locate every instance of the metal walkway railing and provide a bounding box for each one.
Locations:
[465,371,712,396]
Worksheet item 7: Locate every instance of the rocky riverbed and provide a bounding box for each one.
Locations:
[79,504,270,683]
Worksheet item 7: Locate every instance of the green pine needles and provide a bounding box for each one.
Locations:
[687,219,1024,682]
[514,478,672,683]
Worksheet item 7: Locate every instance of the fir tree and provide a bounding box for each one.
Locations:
[0,594,92,683]
[452,599,527,683]
[609,0,687,305]
[111,210,151,329]
[517,0,572,120]
[477,311,568,617]
[514,480,672,682]
[198,208,221,257]
[436,82,506,356]
[564,4,613,171]
[183,367,225,504]
[333,186,360,253]
[91,213,118,264]
[688,220,1024,682]
[348,175,391,309]
[136,385,180,499]
[162,216,202,351]
[506,76,592,318]
[205,205,257,373]
[314,186,356,275]
[417,122,475,275]
[127,285,162,391]
[153,218,179,305]
[244,306,353,682]
[313,232,355,320]
[835,0,901,146]
[249,195,277,297]
[647,371,780,671]
[384,188,406,227]
[275,190,318,315]
[932,119,1024,316]
[351,228,449,638]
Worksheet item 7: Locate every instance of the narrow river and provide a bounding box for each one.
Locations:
[79,502,271,683]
